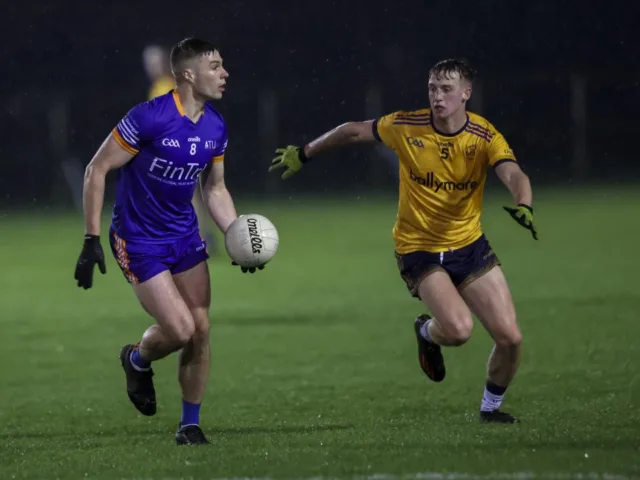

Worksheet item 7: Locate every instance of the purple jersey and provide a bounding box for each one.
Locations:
[111,90,227,243]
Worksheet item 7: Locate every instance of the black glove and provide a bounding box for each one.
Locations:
[74,234,106,289]
[231,261,265,274]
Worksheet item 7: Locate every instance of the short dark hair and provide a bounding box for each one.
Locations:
[429,59,476,83]
[170,37,219,76]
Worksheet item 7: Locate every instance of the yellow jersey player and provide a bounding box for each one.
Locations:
[269,59,537,424]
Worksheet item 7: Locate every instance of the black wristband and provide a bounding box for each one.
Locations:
[517,204,533,213]
[298,146,310,164]
[84,234,100,244]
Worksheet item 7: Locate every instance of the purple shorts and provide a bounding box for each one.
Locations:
[394,234,500,298]
[109,228,209,284]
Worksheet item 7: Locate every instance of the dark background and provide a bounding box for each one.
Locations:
[1,1,637,208]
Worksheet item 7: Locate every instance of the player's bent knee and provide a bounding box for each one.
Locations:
[167,316,196,346]
[449,321,473,346]
[174,326,195,347]
[440,314,473,346]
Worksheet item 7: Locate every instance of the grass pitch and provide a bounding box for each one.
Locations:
[0,185,639,479]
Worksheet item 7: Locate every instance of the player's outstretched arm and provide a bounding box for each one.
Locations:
[269,120,376,180]
[200,160,237,234]
[74,134,135,289]
[494,161,538,240]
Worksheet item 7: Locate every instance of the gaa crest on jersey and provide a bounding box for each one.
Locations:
[465,144,477,161]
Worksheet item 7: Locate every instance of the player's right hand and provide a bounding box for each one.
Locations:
[268,145,307,180]
[231,261,265,274]
[74,235,107,289]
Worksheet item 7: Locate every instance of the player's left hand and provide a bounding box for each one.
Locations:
[503,204,538,240]
[268,145,306,180]
[74,234,107,289]
[231,261,265,274]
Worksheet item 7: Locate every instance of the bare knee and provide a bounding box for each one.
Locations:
[417,270,474,347]
[194,321,210,338]
[179,310,210,364]
[190,307,211,342]
[494,323,523,350]
[168,316,196,346]
[439,314,473,346]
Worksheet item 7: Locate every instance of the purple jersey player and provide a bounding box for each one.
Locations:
[107,89,227,284]
[74,37,262,445]
[110,88,228,247]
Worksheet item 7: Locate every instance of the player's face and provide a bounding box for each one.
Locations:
[428,71,471,120]
[192,50,228,100]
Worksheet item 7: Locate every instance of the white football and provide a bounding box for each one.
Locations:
[224,214,279,268]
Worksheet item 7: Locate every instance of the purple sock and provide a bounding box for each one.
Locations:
[181,400,201,427]
[130,348,150,370]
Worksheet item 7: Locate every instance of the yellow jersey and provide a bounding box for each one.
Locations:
[148,75,175,100]
[374,109,516,253]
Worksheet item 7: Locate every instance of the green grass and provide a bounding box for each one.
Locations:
[1,185,639,479]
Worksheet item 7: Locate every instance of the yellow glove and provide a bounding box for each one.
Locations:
[503,204,538,240]
[268,145,307,180]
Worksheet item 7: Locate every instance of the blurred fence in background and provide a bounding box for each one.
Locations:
[2,68,637,211]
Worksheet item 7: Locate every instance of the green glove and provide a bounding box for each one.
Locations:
[503,204,538,240]
[268,145,308,180]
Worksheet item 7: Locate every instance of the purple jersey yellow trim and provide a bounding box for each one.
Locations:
[112,128,139,155]
[171,90,224,163]
[110,90,228,243]
[172,90,186,116]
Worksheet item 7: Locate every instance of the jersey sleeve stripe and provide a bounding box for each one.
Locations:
[393,120,431,126]
[466,124,493,137]
[212,154,225,163]
[467,121,492,136]
[492,158,516,169]
[465,126,493,142]
[118,118,140,146]
[112,128,139,154]
[122,117,139,135]
[372,119,382,142]
[396,113,431,118]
